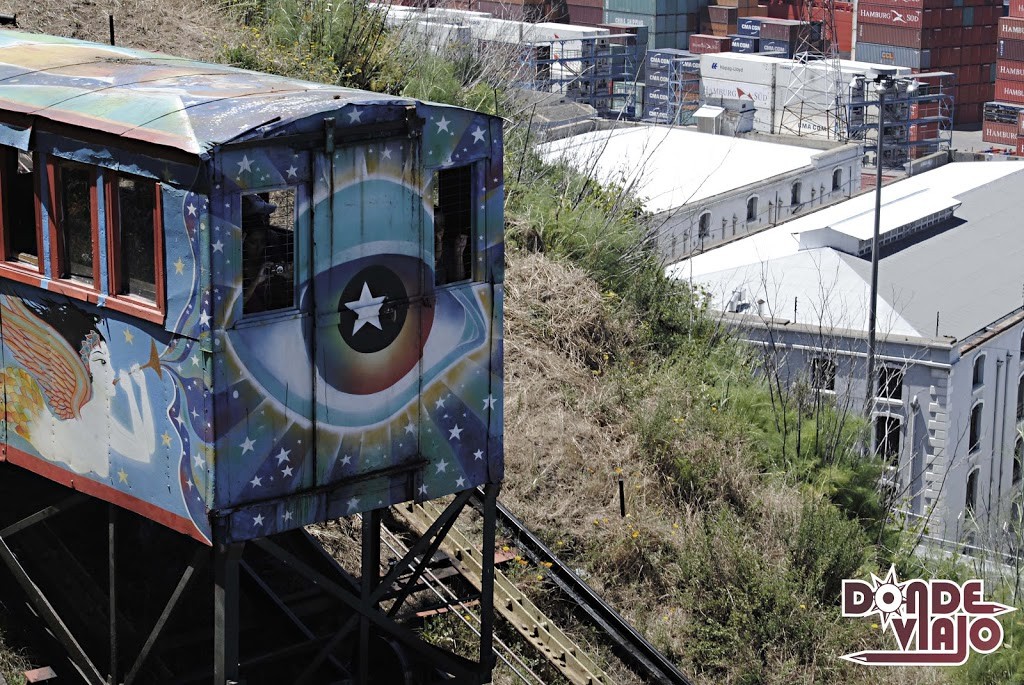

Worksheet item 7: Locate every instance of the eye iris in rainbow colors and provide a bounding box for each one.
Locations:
[304,254,433,396]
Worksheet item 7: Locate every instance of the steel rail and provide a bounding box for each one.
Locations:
[469,489,695,685]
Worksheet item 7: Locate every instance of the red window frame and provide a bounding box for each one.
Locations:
[46,159,102,301]
[0,148,45,286]
[105,174,166,323]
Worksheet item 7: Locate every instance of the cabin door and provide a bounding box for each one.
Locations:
[311,138,429,496]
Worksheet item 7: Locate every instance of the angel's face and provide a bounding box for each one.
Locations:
[88,341,115,391]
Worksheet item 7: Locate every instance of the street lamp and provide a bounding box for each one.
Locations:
[864,75,919,418]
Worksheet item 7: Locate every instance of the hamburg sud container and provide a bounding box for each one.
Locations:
[856,5,943,30]
[1000,39,1024,61]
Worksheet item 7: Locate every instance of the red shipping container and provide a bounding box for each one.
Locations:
[982,122,1018,144]
[942,8,962,27]
[956,103,983,123]
[1017,138,1024,156]
[857,5,942,29]
[1000,39,1024,61]
[856,0,947,10]
[568,5,604,25]
[1000,18,1024,41]
[709,5,740,22]
[995,80,1024,103]
[998,60,1024,83]
[1013,0,1024,18]
[857,24,951,49]
[1019,112,1024,135]
[689,34,733,53]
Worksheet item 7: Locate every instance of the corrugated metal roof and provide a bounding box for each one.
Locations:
[0,30,412,155]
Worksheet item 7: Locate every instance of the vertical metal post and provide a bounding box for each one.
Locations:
[479,483,500,682]
[214,542,243,685]
[618,479,626,518]
[108,505,117,685]
[359,510,381,685]
[108,15,115,46]
[865,81,887,419]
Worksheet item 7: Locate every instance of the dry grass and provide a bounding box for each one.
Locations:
[0,0,241,61]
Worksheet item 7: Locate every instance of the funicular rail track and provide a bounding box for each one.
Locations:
[466,489,694,685]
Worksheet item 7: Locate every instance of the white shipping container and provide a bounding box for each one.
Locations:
[701,77,773,106]
[773,109,842,138]
[699,53,780,86]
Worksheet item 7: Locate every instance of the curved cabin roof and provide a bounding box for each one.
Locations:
[0,30,418,156]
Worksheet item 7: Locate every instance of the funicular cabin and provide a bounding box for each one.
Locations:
[0,29,504,684]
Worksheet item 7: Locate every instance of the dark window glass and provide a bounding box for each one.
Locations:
[811,357,836,391]
[242,190,295,315]
[434,166,473,286]
[966,469,978,514]
[832,168,842,191]
[746,196,757,222]
[874,415,900,462]
[878,366,904,400]
[117,177,157,301]
[969,403,983,453]
[973,356,985,386]
[698,212,710,240]
[9,151,37,265]
[791,182,801,206]
[59,165,93,284]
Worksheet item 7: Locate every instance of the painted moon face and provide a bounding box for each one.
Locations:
[304,254,434,396]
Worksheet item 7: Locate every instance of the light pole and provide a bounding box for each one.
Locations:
[863,76,918,418]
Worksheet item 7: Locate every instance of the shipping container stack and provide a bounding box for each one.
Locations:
[760,0,853,54]
[643,47,702,121]
[854,0,1002,124]
[603,0,708,49]
[568,0,606,26]
[982,0,1024,152]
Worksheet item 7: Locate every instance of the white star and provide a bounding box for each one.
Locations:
[436,116,451,133]
[344,282,386,335]
[404,420,415,434]
[186,478,193,490]
[456,476,466,487]
[199,309,211,328]
[240,436,256,454]
[193,452,205,467]
[275,448,291,465]
[212,240,224,253]
[175,414,185,426]
[191,408,199,420]
[286,165,298,178]
[449,425,463,441]
[483,395,497,411]
[418,483,428,496]
[187,202,197,217]
[473,449,484,461]
[250,475,262,487]
[381,147,392,160]
[341,454,352,466]
[192,354,201,367]
[347,496,360,512]
[348,108,362,123]
[436,459,449,474]
[253,513,264,526]
[435,397,446,410]
[281,465,293,477]
[237,155,253,173]
[283,510,293,522]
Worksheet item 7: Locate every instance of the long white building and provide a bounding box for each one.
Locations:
[537,125,863,262]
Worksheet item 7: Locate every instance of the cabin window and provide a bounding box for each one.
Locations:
[433,165,473,286]
[109,175,162,303]
[1,149,40,268]
[242,189,296,315]
[55,162,96,285]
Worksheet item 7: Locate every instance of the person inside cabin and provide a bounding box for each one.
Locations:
[242,193,294,313]
[433,205,469,286]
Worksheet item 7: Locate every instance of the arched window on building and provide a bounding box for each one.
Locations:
[746,196,758,222]
[791,181,802,206]
[832,167,843,191]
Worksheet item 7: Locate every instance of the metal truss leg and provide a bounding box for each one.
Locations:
[108,505,117,685]
[479,483,500,684]
[214,542,245,685]
[360,509,382,685]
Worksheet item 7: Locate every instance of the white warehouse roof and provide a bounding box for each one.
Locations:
[536,125,826,214]
[668,161,1024,342]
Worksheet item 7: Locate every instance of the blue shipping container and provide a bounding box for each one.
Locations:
[730,35,759,53]
[853,41,931,70]
[760,38,793,58]
[737,18,762,37]
[646,47,692,71]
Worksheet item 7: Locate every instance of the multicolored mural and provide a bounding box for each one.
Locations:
[0,31,504,545]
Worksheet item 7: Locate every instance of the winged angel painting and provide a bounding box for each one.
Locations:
[0,297,156,478]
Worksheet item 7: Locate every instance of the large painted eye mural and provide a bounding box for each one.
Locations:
[207,104,504,541]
